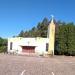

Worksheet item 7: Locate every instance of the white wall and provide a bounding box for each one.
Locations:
[8,37,49,54]
[8,38,22,54]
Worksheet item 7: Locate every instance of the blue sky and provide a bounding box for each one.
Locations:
[0,0,75,38]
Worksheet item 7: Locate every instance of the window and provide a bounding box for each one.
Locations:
[46,43,48,51]
[10,42,13,50]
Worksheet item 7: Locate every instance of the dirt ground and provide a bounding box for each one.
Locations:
[0,54,75,75]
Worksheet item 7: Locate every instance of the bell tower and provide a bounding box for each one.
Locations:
[48,16,56,55]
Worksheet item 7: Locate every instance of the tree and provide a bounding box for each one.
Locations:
[20,17,49,37]
[55,22,75,56]
[0,37,7,53]
[18,30,25,37]
[36,18,49,37]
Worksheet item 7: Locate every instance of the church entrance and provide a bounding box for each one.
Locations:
[22,46,35,53]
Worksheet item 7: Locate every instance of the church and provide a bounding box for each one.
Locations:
[7,17,56,55]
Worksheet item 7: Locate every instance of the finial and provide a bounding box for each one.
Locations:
[50,15,54,23]
[51,15,54,20]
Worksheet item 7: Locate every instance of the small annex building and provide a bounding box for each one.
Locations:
[8,17,56,55]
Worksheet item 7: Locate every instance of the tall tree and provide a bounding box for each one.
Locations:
[18,30,25,37]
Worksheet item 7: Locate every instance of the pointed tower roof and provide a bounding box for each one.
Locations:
[49,15,57,24]
[51,15,54,23]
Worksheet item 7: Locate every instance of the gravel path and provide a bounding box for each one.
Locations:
[0,54,75,75]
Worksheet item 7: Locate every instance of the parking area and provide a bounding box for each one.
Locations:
[0,54,75,75]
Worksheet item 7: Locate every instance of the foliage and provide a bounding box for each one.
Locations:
[55,22,75,56]
[0,37,7,53]
[18,17,49,37]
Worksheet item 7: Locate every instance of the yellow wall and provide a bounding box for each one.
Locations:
[48,19,55,55]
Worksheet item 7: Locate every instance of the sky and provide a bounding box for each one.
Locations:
[0,0,75,38]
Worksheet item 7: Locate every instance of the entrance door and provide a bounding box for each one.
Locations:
[22,46,35,53]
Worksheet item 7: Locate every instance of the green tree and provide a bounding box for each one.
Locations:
[0,37,7,53]
[55,22,75,56]
[18,30,25,37]
[21,17,49,37]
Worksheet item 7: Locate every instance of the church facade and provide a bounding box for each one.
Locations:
[7,17,56,55]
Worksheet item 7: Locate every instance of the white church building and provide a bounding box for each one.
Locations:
[8,17,56,55]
